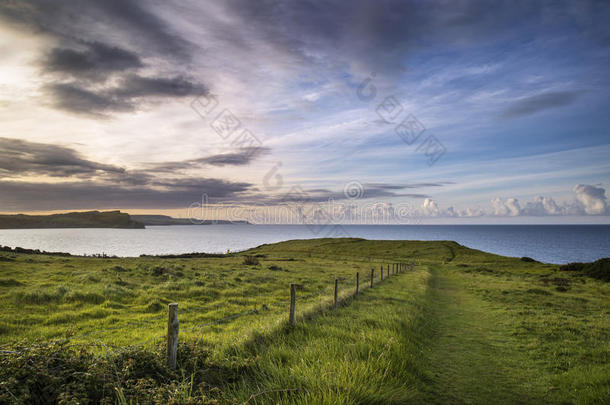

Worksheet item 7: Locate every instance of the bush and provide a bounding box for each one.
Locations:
[584,258,610,281]
[151,266,167,276]
[559,262,585,272]
[242,256,259,265]
[559,258,610,282]
[0,339,233,404]
[520,256,538,263]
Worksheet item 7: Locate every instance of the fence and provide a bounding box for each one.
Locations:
[165,261,415,369]
[0,261,416,370]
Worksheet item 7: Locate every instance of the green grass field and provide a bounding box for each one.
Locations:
[0,238,608,404]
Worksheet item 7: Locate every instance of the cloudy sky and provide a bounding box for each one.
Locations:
[0,0,609,223]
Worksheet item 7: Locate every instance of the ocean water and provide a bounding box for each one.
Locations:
[0,224,609,264]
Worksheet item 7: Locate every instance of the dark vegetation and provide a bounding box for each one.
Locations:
[242,255,259,265]
[0,245,72,256]
[559,257,610,281]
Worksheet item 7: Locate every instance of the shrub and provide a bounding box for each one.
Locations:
[242,256,259,265]
[559,262,585,272]
[0,339,237,404]
[559,258,610,281]
[520,256,538,263]
[584,258,610,281]
[151,266,167,276]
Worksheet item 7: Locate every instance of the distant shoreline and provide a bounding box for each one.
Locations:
[0,211,251,229]
[0,210,144,230]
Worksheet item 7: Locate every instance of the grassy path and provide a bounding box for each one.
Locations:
[421,266,548,404]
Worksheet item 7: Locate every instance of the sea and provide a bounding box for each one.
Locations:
[1,224,609,264]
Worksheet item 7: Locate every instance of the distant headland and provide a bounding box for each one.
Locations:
[0,211,249,229]
[130,215,249,226]
[0,211,144,229]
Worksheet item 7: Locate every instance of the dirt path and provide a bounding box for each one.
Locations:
[420,267,547,404]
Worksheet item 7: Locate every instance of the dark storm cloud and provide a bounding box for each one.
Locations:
[0,179,253,211]
[0,0,204,117]
[0,138,267,191]
[502,91,582,118]
[253,184,430,206]
[0,137,125,178]
[44,75,206,116]
[46,83,135,116]
[45,42,143,78]
[0,137,261,210]
[196,147,270,167]
[0,137,425,210]
[216,0,610,80]
[0,0,191,59]
[144,148,270,173]
[364,182,453,190]
[217,0,533,76]
[114,75,205,98]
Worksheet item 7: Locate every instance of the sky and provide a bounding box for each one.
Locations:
[0,0,609,224]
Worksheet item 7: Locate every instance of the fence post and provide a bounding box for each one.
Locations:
[289,283,296,325]
[370,268,374,287]
[334,278,338,308]
[388,265,390,278]
[356,272,359,295]
[167,303,179,370]
[381,265,384,281]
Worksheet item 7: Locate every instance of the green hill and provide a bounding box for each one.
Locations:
[0,210,144,229]
[0,239,608,404]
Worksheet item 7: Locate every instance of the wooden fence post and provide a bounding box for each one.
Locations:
[167,303,179,370]
[381,265,384,281]
[370,268,374,287]
[388,265,390,278]
[356,272,359,295]
[334,278,338,308]
[289,283,296,325]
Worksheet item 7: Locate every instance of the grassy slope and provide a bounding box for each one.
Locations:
[0,238,608,404]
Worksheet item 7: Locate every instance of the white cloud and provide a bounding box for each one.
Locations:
[421,198,440,216]
[491,197,521,216]
[573,184,607,215]
[522,196,562,216]
[416,185,608,218]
